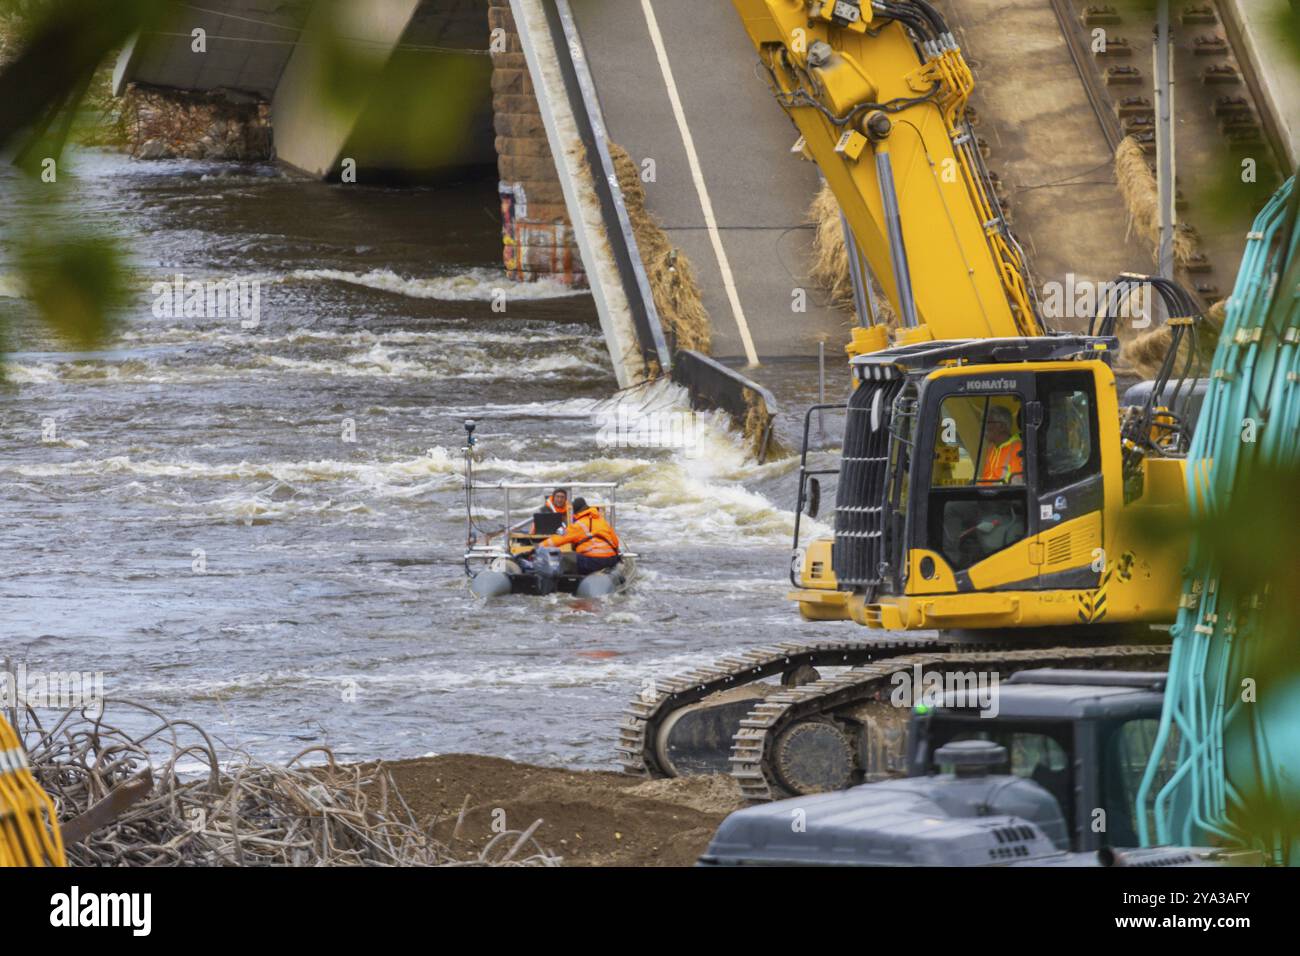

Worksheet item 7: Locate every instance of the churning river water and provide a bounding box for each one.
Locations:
[0,150,855,769]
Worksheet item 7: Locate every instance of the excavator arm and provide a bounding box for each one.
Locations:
[731,0,1040,346]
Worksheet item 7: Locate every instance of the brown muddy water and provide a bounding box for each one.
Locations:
[0,150,855,770]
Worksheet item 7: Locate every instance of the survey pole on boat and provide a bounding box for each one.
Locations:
[462,420,477,549]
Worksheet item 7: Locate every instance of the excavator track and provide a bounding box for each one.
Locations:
[618,637,1171,799]
[730,644,1172,802]
[617,637,951,777]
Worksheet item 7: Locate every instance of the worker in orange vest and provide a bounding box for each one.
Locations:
[530,488,570,534]
[543,488,569,515]
[977,405,1024,485]
[539,497,620,573]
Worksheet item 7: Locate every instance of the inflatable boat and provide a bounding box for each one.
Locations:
[460,421,635,598]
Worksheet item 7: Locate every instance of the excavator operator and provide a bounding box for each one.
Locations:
[939,402,1028,569]
[539,497,620,574]
[977,405,1024,485]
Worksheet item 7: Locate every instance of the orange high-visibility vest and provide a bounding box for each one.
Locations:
[541,508,620,558]
[978,436,1024,484]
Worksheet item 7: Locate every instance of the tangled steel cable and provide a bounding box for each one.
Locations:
[16,698,559,867]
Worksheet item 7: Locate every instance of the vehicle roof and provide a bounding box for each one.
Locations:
[932,671,1165,720]
[850,335,1120,378]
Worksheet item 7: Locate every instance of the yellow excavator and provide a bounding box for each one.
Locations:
[754,0,1192,632]
[619,0,1215,802]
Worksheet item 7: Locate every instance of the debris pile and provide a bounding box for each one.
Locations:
[120,84,273,162]
[1115,135,1198,265]
[19,700,558,867]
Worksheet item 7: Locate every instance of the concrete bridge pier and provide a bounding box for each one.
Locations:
[270,0,423,178]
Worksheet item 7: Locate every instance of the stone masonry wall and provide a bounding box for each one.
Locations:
[488,0,584,286]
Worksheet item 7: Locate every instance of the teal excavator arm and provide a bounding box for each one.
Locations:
[1138,173,1300,864]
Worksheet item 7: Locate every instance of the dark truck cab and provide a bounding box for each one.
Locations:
[699,670,1256,866]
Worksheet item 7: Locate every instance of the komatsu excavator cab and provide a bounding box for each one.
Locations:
[791,336,1188,634]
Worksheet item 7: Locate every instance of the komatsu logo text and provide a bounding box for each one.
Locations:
[962,379,1017,392]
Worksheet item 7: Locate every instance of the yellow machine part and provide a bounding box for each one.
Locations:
[846,324,889,358]
[731,0,1037,342]
[844,360,1185,631]
[874,502,1186,629]
[0,714,66,867]
[790,537,851,620]
[733,5,1190,634]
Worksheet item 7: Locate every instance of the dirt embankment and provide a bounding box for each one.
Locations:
[375,754,744,867]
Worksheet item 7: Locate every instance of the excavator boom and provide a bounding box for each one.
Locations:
[731,0,1039,343]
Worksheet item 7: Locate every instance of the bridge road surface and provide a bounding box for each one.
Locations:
[567,0,850,364]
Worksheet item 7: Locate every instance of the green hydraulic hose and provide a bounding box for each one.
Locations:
[1136,174,1300,863]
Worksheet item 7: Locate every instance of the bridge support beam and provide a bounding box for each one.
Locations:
[271,0,422,178]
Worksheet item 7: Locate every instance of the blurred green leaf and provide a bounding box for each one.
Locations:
[1135,459,1300,858]
[0,0,170,160]
[1195,150,1285,229]
[15,230,131,348]
[299,7,494,175]
[1136,460,1300,662]
[345,48,493,174]
[306,10,391,121]
[1268,0,1300,69]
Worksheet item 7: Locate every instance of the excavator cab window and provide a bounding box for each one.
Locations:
[930,395,1025,488]
[1043,390,1092,479]
[1100,718,1181,849]
[926,392,1029,571]
[1037,371,1101,496]
[1031,371,1105,548]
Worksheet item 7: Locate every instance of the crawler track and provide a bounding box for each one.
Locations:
[616,637,952,777]
[729,643,1171,801]
[619,636,1171,801]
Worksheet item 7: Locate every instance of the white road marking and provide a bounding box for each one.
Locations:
[638,0,761,366]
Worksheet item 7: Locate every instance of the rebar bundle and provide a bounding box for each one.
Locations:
[15,699,558,867]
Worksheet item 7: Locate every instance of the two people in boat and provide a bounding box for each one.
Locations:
[524,493,621,575]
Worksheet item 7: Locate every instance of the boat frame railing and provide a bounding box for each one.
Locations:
[463,480,631,575]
